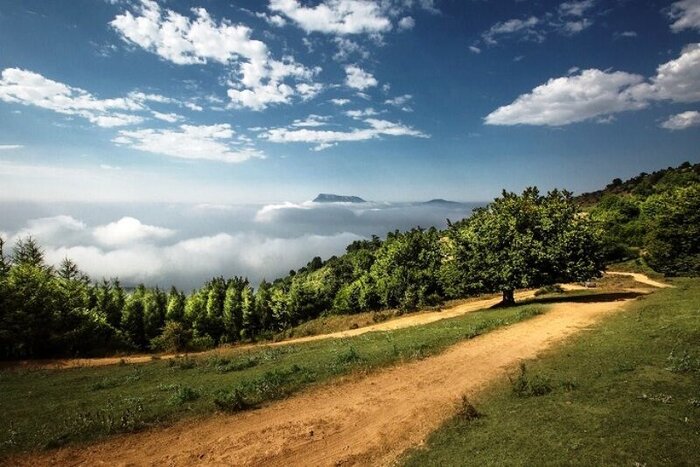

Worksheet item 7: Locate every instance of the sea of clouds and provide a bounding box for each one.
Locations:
[0,199,480,290]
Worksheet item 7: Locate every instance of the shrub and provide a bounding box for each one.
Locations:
[213,388,250,412]
[150,321,192,353]
[169,385,200,405]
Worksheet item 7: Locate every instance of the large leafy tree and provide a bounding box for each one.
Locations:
[645,185,700,276]
[452,188,603,304]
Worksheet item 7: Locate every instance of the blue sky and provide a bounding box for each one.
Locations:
[0,0,698,204]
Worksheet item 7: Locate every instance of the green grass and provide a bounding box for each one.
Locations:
[401,278,700,466]
[0,299,550,457]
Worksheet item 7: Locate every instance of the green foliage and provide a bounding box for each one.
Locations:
[448,188,604,302]
[583,162,700,271]
[645,184,700,276]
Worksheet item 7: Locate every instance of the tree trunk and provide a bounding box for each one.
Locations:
[502,289,515,305]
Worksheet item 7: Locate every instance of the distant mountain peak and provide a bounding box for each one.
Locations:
[422,198,462,206]
[313,193,366,203]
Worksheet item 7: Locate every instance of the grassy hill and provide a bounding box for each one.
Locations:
[575,161,700,207]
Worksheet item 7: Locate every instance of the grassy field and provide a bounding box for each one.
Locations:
[402,278,700,466]
[0,299,551,457]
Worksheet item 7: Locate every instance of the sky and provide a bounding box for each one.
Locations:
[0,0,699,288]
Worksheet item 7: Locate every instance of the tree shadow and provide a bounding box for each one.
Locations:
[489,291,646,309]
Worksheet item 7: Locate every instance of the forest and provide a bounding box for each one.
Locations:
[0,162,698,359]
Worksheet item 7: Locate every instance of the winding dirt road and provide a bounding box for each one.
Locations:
[16,288,650,466]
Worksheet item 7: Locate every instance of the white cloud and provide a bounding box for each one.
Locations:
[469,45,481,54]
[559,18,592,35]
[268,0,392,35]
[345,65,378,90]
[291,114,331,127]
[345,107,380,118]
[484,69,646,126]
[261,117,428,150]
[91,113,145,127]
[486,44,700,126]
[479,1,595,48]
[94,216,174,246]
[618,30,638,38]
[151,111,184,122]
[385,94,412,106]
[558,0,595,17]
[42,231,363,288]
[632,43,700,103]
[111,0,267,65]
[296,82,325,101]
[9,215,87,246]
[482,16,542,45]
[0,68,143,127]
[111,0,320,110]
[255,12,287,27]
[660,110,700,130]
[333,37,370,62]
[330,98,351,105]
[669,0,700,32]
[0,144,23,150]
[113,124,264,163]
[398,16,415,30]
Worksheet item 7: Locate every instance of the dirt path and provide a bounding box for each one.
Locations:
[16,292,641,467]
[606,271,671,288]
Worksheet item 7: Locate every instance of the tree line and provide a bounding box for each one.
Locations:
[3,183,683,359]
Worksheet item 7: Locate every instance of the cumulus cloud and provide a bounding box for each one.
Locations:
[669,0,700,32]
[485,44,700,126]
[632,43,700,103]
[93,216,174,246]
[0,68,144,127]
[261,117,428,150]
[345,65,378,90]
[111,0,321,110]
[660,110,700,130]
[268,0,392,35]
[484,69,645,126]
[113,124,264,163]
